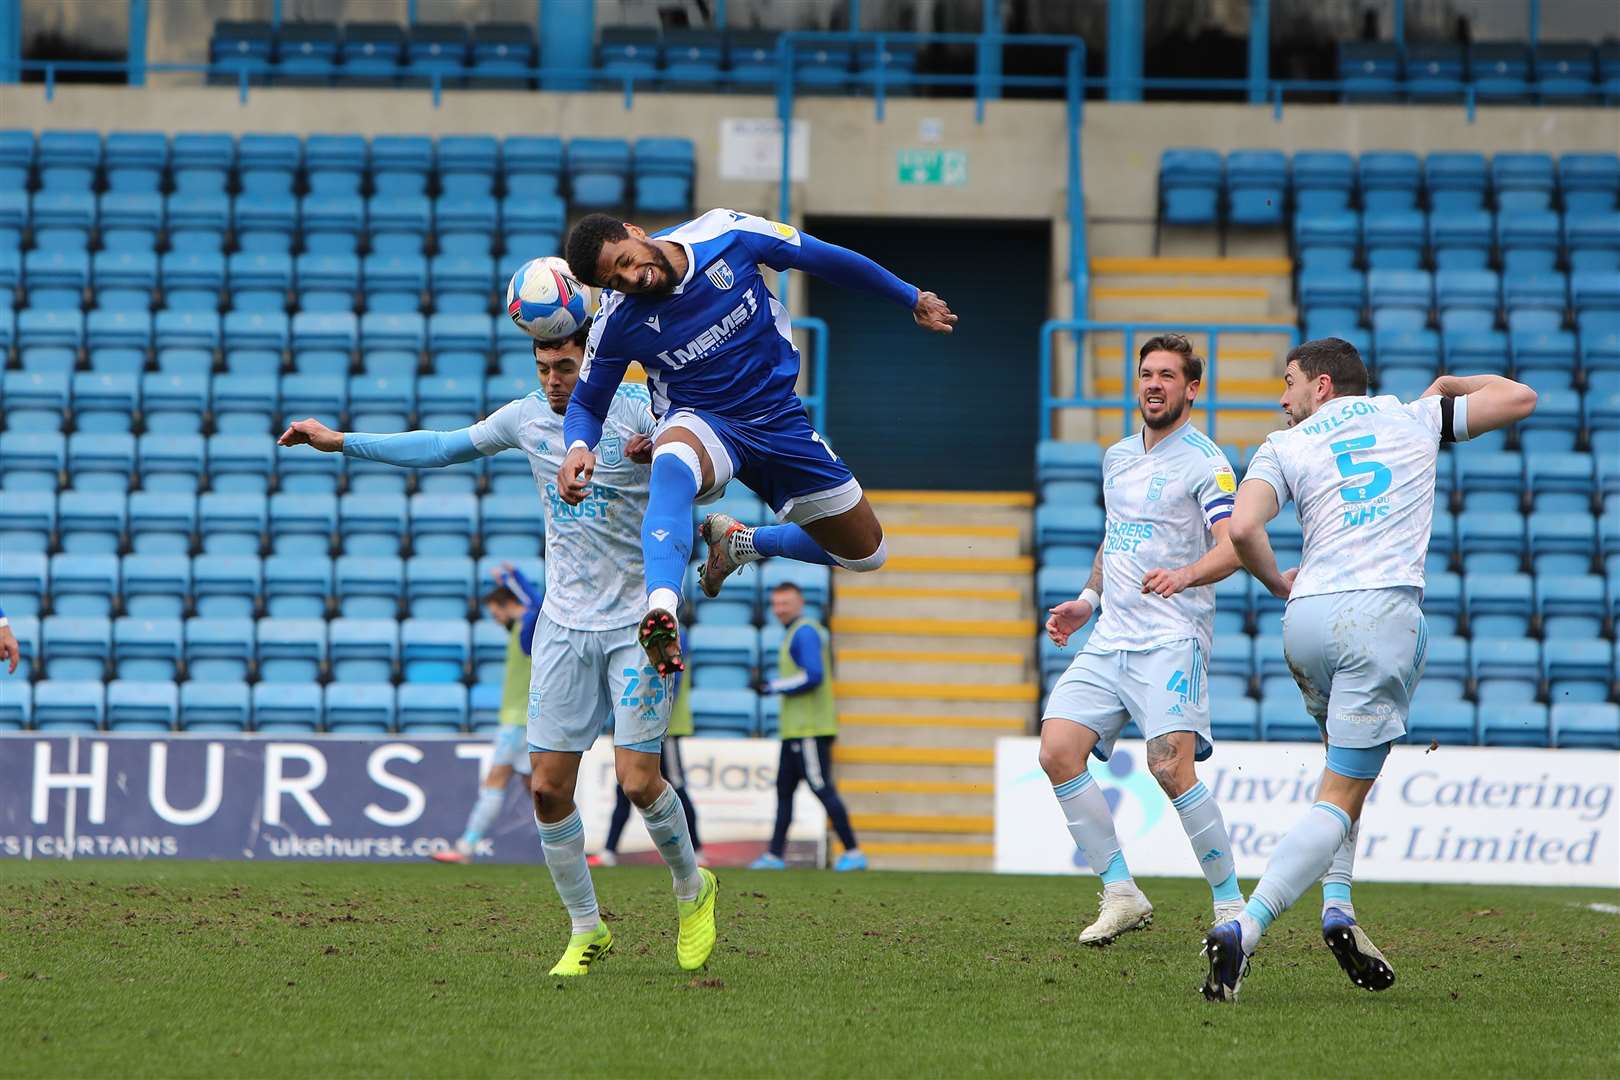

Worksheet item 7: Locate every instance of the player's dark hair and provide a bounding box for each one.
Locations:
[770,582,804,597]
[482,585,519,607]
[565,214,629,287]
[533,317,592,353]
[1138,333,1204,383]
[1287,337,1369,397]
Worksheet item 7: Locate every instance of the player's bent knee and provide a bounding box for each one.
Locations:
[651,441,704,488]
[831,538,888,573]
[619,772,665,808]
[1037,736,1085,783]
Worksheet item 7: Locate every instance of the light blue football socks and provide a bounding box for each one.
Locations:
[1238,801,1352,953]
[1053,771,1133,886]
[1171,781,1243,904]
[537,810,601,935]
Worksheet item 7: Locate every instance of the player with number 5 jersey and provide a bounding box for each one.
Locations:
[1200,337,1537,1004]
[558,209,958,676]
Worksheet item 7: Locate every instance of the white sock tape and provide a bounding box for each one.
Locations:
[652,441,703,487]
[832,539,888,573]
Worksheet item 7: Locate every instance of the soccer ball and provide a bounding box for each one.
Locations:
[506,256,594,342]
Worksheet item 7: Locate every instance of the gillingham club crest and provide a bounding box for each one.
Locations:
[704,259,735,290]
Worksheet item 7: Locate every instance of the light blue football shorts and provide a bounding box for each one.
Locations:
[1281,585,1427,751]
[1043,639,1213,762]
[491,725,533,775]
[525,611,673,755]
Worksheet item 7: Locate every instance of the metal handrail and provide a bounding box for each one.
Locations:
[790,316,830,436]
[1038,319,1301,441]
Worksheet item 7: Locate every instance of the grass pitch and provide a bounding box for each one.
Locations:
[2,862,1616,1079]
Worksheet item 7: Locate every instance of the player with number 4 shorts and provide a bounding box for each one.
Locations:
[1041,334,1249,947]
[278,321,718,977]
[1201,337,1536,1003]
[557,209,958,677]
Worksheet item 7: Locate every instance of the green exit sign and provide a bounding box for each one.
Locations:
[897,149,967,187]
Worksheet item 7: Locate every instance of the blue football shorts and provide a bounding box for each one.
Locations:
[657,405,863,525]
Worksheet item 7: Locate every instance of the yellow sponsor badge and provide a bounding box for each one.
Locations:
[1215,466,1237,494]
[771,220,798,240]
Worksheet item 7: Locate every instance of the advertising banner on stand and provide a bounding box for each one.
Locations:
[0,733,824,866]
[995,737,1619,887]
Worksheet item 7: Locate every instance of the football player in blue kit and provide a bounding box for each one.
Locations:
[559,209,958,675]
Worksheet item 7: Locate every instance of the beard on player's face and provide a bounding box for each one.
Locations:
[1140,395,1188,430]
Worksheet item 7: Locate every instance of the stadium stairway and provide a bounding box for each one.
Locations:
[1084,257,1298,447]
[829,490,1038,872]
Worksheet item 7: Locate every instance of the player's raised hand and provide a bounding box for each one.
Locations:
[1045,599,1094,648]
[626,434,654,464]
[0,622,19,674]
[1141,566,1193,598]
[277,418,344,452]
[913,291,958,334]
[558,445,596,505]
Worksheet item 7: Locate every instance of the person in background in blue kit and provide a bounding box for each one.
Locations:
[750,582,865,871]
[592,627,705,867]
[433,563,543,864]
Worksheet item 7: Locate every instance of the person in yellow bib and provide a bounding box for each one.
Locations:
[433,564,541,864]
[750,582,865,871]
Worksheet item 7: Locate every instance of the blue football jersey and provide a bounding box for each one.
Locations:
[564,209,917,447]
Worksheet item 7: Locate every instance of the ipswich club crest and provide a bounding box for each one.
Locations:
[704,259,735,290]
[598,432,624,467]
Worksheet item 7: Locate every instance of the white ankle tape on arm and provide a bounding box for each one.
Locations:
[652,441,704,487]
[832,539,888,573]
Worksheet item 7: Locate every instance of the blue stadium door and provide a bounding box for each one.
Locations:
[805,218,1047,491]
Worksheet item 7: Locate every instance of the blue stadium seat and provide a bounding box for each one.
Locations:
[237,132,300,194]
[303,133,366,196]
[1465,43,1529,101]
[0,491,54,553]
[472,620,507,683]
[325,683,397,735]
[339,22,405,84]
[32,680,104,732]
[141,372,208,434]
[469,682,502,731]
[1358,151,1420,211]
[689,688,759,737]
[165,189,229,252]
[1428,208,1492,270]
[1464,572,1532,637]
[1036,566,1088,613]
[1424,152,1488,211]
[192,554,262,618]
[1407,701,1476,746]
[1454,449,1521,512]
[1537,573,1606,639]
[1573,269,1620,320]
[1258,696,1317,742]
[409,494,478,556]
[633,137,695,215]
[663,29,724,86]
[179,680,250,732]
[43,614,111,679]
[405,24,468,87]
[49,553,118,616]
[26,247,90,307]
[367,193,432,255]
[1434,269,1500,324]
[137,432,205,494]
[503,136,563,198]
[252,683,322,734]
[1550,703,1620,749]
[127,494,195,557]
[341,493,408,557]
[122,554,190,619]
[1034,440,1103,484]
[256,617,326,682]
[429,256,495,313]
[300,194,364,253]
[1492,152,1555,211]
[232,192,298,254]
[56,489,125,554]
[154,309,221,354]
[406,557,473,619]
[478,493,541,558]
[1035,505,1104,555]
[692,560,761,626]
[106,680,178,732]
[32,188,95,248]
[1299,266,1364,314]
[185,617,254,682]
[597,28,660,85]
[211,21,273,82]
[727,31,779,87]
[1470,636,1541,703]
[1511,329,1577,386]
[1478,702,1548,747]
[1419,634,1467,683]
[1458,508,1525,573]
[229,250,292,312]
[274,21,340,85]
[1527,511,1595,575]
[1158,149,1222,226]
[1518,387,1580,452]
[207,434,276,494]
[268,490,336,559]
[1294,209,1359,270]
[1337,42,1399,101]
[1535,43,1597,101]
[3,372,69,432]
[0,679,31,730]
[1209,635,1252,679]
[262,552,332,619]
[1559,152,1619,211]
[1497,209,1561,274]
[18,308,85,354]
[397,683,467,734]
[470,23,534,86]
[336,554,404,618]
[98,193,163,253]
[349,373,416,429]
[0,431,65,492]
[329,618,398,682]
[760,561,831,613]
[1544,639,1612,705]
[198,492,267,555]
[160,250,225,310]
[687,625,760,690]
[1368,268,1431,321]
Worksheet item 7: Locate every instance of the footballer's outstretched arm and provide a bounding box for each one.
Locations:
[736,215,958,333]
[1420,373,1537,438]
[279,401,527,467]
[1229,480,1293,599]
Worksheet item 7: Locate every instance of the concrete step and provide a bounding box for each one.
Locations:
[835,758,994,785]
[835,648,1029,685]
[850,812,994,838]
[867,490,1033,531]
[833,744,995,768]
[854,568,1033,594]
[833,616,1036,656]
[837,712,1026,748]
[843,789,996,816]
[882,522,1024,559]
[835,688,1035,721]
[836,582,1030,619]
[1091,285,1277,322]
